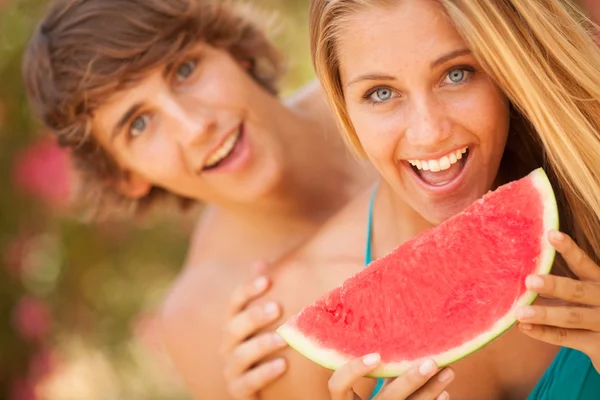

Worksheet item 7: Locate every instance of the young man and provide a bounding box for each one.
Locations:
[22,0,375,397]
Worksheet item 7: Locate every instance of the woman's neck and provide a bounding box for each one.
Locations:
[370,181,435,259]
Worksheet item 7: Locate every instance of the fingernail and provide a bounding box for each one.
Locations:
[437,368,454,383]
[437,391,450,400]
[526,275,544,289]
[419,359,437,376]
[362,353,381,366]
[254,276,268,291]
[270,358,285,372]
[516,306,535,320]
[550,230,565,242]
[264,302,278,316]
[273,333,286,346]
[519,323,533,331]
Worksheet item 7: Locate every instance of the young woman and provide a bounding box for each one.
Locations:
[222,0,600,399]
[21,0,376,398]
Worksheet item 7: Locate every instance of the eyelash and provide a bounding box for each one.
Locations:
[362,65,476,105]
[441,65,475,86]
[362,87,396,105]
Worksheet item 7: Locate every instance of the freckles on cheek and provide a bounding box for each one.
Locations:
[363,118,402,162]
[451,93,504,142]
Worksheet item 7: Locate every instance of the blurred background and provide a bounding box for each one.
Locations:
[0,0,311,398]
[3,0,600,399]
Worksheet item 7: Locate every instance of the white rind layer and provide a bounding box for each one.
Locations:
[276,168,559,378]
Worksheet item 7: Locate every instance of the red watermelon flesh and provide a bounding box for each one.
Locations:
[276,168,558,377]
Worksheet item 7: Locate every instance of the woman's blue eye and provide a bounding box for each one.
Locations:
[129,114,152,137]
[446,69,468,84]
[372,88,393,102]
[176,60,197,82]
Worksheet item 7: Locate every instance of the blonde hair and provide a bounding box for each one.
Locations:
[310,0,600,267]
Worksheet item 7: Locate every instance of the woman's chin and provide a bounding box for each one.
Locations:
[416,195,482,226]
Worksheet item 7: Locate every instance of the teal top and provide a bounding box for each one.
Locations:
[526,346,600,399]
[365,185,385,399]
[364,185,600,399]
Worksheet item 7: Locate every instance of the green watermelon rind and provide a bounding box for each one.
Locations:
[276,168,559,378]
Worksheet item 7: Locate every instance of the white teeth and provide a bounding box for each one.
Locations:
[205,128,240,168]
[428,159,441,172]
[439,156,450,170]
[408,146,468,172]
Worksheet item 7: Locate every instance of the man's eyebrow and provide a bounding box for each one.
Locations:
[163,60,176,79]
[111,102,143,140]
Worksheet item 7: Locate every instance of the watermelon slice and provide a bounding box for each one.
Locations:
[276,168,558,377]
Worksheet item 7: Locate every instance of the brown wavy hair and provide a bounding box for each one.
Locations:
[22,0,284,218]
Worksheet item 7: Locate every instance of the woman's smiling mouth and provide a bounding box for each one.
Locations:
[404,146,470,188]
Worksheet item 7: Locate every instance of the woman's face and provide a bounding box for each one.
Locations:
[337,0,511,224]
[92,44,286,205]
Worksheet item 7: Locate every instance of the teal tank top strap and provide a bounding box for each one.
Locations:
[364,182,385,399]
[364,181,378,266]
[527,346,600,399]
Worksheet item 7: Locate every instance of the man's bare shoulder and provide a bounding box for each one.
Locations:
[261,185,376,318]
[181,206,239,268]
[280,184,375,271]
[255,187,378,399]
[159,205,252,337]
[158,208,254,398]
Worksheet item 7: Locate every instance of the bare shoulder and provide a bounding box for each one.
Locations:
[180,205,236,268]
[254,188,379,400]
[160,204,254,322]
[159,208,248,399]
[159,267,240,398]
[159,207,237,346]
[263,185,375,304]
[301,185,375,261]
[158,188,378,399]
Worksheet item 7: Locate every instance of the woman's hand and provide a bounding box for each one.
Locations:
[516,230,600,372]
[328,354,454,400]
[221,263,288,399]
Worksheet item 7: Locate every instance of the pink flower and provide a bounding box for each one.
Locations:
[3,231,33,277]
[12,296,52,342]
[28,348,58,383]
[12,137,72,207]
[9,378,37,400]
